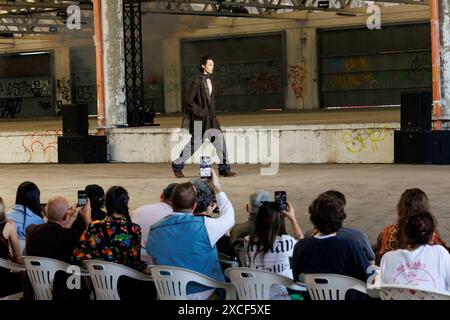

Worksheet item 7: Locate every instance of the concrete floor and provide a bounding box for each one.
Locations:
[0,162,449,246]
[0,107,400,132]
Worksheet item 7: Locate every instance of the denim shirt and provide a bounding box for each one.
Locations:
[6,204,44,239]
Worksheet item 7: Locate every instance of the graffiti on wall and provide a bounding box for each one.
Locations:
[184,61,282,96]
[0,98,22,118]
[0,79,51,98]
[340,128,387,154]
[75,85,96,102]
[288,64,307,99]
[165,65,180,94]
[22,129,62,163]
[400,53,431,83]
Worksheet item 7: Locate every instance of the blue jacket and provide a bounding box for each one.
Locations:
[146,213,225,294]
[6,204,44,239]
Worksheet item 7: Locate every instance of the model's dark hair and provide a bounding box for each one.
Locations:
[15,181,42,230]
[247,202,287,262]
[397,188,430,247]
[199,55,213,72]
[309,190,346,235]
[105,186,130,221]
[402,210,435,248]
[85,184,105,212]
[170,183,197,212]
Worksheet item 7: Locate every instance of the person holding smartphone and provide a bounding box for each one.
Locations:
[245,200,304,300]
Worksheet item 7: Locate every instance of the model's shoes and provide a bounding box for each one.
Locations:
[219,170,237,177]
[173,170,185,178]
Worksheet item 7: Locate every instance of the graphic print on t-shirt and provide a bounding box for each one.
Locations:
[393,262,437,287]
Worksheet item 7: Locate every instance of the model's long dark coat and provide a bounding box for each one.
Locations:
[181,74,222,134]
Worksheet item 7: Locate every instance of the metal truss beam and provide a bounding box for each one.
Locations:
[123,0,145,127]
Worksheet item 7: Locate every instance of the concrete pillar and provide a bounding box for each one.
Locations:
[285,27,319,110]
[102,0,127,126]
[439,0,450,123]
[163,38,182,113]
[54,47,72,114]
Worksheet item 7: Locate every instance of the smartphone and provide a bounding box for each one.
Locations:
[77,190,88,207]
[200,156,212,179]
[274,191,287,211]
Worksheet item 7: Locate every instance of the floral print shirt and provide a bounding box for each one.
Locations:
[375,224,448,266]
[73,216,146,271]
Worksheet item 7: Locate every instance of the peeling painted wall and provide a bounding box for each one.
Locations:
[0,123,397,164]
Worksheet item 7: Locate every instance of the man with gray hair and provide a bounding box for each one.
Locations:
[229,191,272,259]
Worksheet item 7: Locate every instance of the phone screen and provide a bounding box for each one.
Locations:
[78,190,87,207]
[275,191,287,211]
[200,156,212,179]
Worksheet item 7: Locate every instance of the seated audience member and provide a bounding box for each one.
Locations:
[147,170,235,300]
[26,196,92,300]
[245,201,303,299]
[380,210,450,292]
[26,196,91,263]
[85,184,106,221]
[131,183,177,264]
[0,197,23,298]
[71,184,107,234]
[292,190,370,300]
[191,178,235,260]
[6,181,44,241]
[303,199,375,264]
[229,191,272,260]
[375,188,448,265]
[73,186,155,300]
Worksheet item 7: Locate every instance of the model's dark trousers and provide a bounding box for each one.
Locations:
[172,121,230,173]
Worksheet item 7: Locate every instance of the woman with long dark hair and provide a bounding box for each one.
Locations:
[245,201,303,299]
[6,181,43,240]
[73,186,143,270]
[73,186,156,300]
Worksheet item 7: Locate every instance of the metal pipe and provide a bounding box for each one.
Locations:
[93,0,106,135]
[430,0,441,130]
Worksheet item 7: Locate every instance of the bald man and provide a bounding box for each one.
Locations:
[25,196,91,263]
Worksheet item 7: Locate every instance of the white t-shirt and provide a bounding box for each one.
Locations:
[131,202,173,247]
[245,234,297,300]
[380,244,450,292]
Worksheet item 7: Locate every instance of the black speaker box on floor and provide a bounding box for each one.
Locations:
[62,104,89,136]
[401,91,432,131]
[58,135,107,164]
[432,130,450,164]
[394,130,432,164]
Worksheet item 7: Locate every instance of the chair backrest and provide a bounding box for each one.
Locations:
[380,284,450,300]
[0,257,25,272]
[224,267,300,300]
[22,256,71,300]
[150,265,236,300]
[83,260,152,300]
[303,273,367,300]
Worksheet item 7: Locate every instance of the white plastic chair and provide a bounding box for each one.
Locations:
[380,284,450,300]
[149,265,237,300]
[224,267,306,300]
[22,256,72,300]
[83,260,153,300]
[0,257,26,300]
[303,273,368,300]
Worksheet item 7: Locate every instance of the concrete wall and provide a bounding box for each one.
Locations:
[0,123,398,164]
